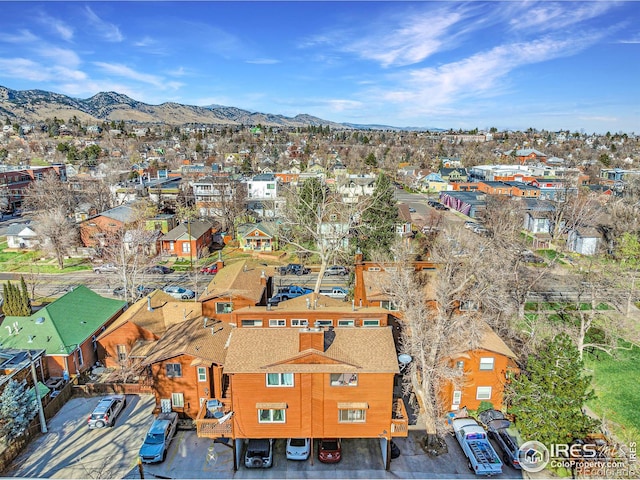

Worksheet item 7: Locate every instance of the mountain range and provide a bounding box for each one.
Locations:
[0,85,420,130]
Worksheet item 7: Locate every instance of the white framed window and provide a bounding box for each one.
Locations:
[171,393,185,408]
[479,357,495,371]
[384,266,397,272]
[381,301,398,311]
[258,409,285,423]
[197,367,207,382]
[315,320,333,327]
[266,373,294,387]
[166,363,182,378]
[330,373,358,386]
[367,267,380,272]
[339,409,366,423]
[456,360,464,370]
[476,386,492,400]
[216,302,233,314]
[77,347,84,367]
[338,319,355,327]
[169,240,175,251]
[241,319,263,327]
[91,335,97,351]
[182,242,190,253]
[453,390,462,405]
[291,319,308,327]
[269,319,286,327]
[363,319,380,327]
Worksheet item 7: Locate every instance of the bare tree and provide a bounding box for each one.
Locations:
[382,238,489,450]
[33,207,79,269]
[545,190,600,245]
[22,171,77,217]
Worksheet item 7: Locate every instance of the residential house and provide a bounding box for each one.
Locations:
[477,181,515,196]
[79,203,138,248]
[145,214,177,234]
[232,294,391,328]
[192,175,245,218]
[142,317,232,419]
[439,168,468,183]
[237,221,278,252]
[395,204,413,241]
[504,182,540,198]
[0,286,126,378]
[335,174,376,203]
[444,322,519,411]
[503,148,547,165]
[202,326,407,469]
[246,174,282,218]
[199,260,275,321]
[523,211,551,235]
[98,290,202,370]
[567,226,602,255]
[417,173,448,193]
[160,219,218,258]
[5,221,38,249]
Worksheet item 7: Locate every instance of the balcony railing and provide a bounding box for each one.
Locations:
[391,398,409,437]
[195,398,234,438]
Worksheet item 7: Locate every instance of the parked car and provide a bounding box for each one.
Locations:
[464,221,479,230]
[245,438,274,468]
[93,263,118,274]
[390,440,401,459]
[286,438,310,460]
[324,265,349,276]
[200,264,219,275]
[278,263,310,276]
[478,409,523,469]
[318,438,342,463]
[162,285,195,299]
[139,412,178,463]
[113,285,154,299]
[267,293,294,306]
[145,265,174,275]
[87,395,126,429]
[409,207,417,213]
[434,203,448,211]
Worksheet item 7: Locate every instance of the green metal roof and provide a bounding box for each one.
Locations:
[1,285,126,355]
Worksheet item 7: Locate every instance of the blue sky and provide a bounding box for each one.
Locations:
[0,1,638,133]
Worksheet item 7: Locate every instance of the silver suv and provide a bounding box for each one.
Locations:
[245,439,274,468]
[87,395,126,429]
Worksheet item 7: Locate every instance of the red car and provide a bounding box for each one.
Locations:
[200,264,219,275]
[318,438,341,463]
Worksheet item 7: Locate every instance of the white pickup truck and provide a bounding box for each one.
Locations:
[452,418,503,476]
[319,287,348,300]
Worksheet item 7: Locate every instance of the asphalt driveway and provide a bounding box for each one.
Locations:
[4,394,522,479]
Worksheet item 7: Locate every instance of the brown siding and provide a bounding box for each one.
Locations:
[230,372,395,439]
[99,322,158,369]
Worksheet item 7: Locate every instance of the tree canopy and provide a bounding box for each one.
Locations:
[507,333,597,447]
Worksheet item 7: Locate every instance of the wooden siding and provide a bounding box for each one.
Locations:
[99,322,158,369]
[443,348,517,411]
[229,372,395,439]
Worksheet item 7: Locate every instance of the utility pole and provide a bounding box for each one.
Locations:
[28,350,47,433]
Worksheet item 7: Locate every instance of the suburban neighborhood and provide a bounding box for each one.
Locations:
[0,102,639,480]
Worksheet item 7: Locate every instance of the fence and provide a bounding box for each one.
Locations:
[73,382,153,396]
[0,379,75,473]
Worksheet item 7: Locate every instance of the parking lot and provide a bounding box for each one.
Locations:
[4,394,523,479]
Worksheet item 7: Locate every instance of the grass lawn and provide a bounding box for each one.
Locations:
[584,344,640,444]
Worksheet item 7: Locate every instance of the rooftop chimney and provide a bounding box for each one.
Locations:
[299,328,324,352]
[216,251,224,272]
[260,270,267,286]
[147,296,153,312]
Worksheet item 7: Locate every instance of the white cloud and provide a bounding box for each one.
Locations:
[93,62,163,87]
[84,6,123,42]
[0,30,38,43]
[38,47,81,69]
[0,58,53,81]
[507,2,617,33]
[37,12,74,41]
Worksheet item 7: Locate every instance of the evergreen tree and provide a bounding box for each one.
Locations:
[356,173,398,259]
[0,379,37,441]
[507,333,597,447]
[20,276,31,316]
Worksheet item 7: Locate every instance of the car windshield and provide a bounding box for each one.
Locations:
[91,413,106,419]
[145,432,165,445]
[290,439,306,447]
[322,441,338,450]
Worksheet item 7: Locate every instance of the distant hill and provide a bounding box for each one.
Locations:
[0,85,348,128]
